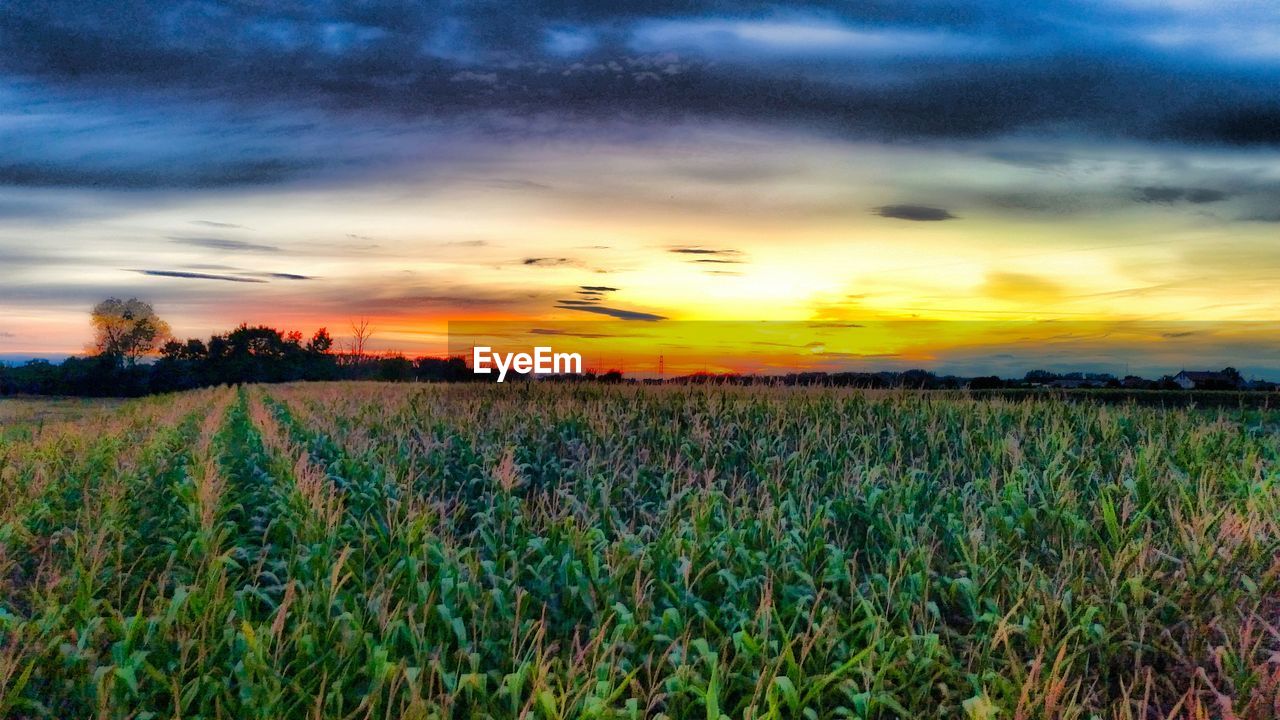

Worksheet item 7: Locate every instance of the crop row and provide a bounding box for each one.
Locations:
[1,382,1277,718]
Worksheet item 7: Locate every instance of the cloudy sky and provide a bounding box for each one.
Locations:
[3,1,1280,371]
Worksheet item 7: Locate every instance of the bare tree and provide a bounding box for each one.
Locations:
[348,318,374,359]
[90,297,171,365]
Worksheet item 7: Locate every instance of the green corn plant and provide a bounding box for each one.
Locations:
[1,383,1278,718]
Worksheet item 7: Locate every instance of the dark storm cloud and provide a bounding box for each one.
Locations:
[523,257,575,266]
[133,269,267,283]
[0,159,315,190]
[580,285,619,292]
[3,0,1280,160]
[169,237,281,253]
[874,204,956,221]
[1166,107,1280,147]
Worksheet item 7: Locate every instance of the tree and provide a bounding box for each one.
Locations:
[91,297,170,365]
[1024,369,1060,384]
[348,318,374,358]
[307,328,334,354]
[1221,367,1244,388]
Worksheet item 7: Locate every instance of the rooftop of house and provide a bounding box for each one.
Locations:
[1177,370,1234,380]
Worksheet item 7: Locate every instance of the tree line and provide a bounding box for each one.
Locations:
[4,297,1277,397]
[1,298,474,397]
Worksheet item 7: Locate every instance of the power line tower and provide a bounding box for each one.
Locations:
[658,354,664,381]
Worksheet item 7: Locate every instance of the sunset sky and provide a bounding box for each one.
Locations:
[3,1,1280,374]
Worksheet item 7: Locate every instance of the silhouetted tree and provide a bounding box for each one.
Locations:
[415,356,470,381]
[377,355,415,381]
[1024,369,1059,384]
[160,338,208,361]
[900,369,936,388]
[348,318,373,358]
[307,328,334,354]
[1221,367,1244,388]
[91,297,170,365]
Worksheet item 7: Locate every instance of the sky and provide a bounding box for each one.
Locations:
[3,1,1280,375]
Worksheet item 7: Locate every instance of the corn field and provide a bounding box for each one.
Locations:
[1,382,1278,719]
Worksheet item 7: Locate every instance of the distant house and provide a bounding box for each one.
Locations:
[1173,369,1243,390]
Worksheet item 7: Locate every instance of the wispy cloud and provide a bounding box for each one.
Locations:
[982,272,1065,303]
[874,204,956,221]
[169,237,281,253]
[484,178,551,190]
[523,257,576,266]
[1242,212,1280,222]
[554,304,667,321]
[670,247,747,269]
[572,285,620,302]
[133,269,268,283]
[669,247,742,256]
[529,328,617,338]
[1135,186,1229,204]
[238,272,316,281]
[175,265,315,281]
